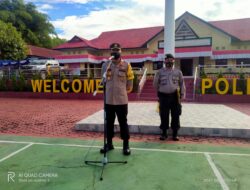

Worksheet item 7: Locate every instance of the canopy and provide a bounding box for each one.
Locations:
[0,60,29,67]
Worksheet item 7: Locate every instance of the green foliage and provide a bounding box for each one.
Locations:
[216,71,223,78]
[88,72,94,79]
[237,73,246,93]
[8,72,26,91]
[46,74,54,80]
[18,72,26,91]
[31,72,42,80]
[200,69,207,79]
[51,37,67,48]
[0,20,27,60]
[239,72,245,80]
[72,75,80,80]
[0,76,8,91]
[60,72,66,80]
[10,74,18,91]
[0,0,65,48]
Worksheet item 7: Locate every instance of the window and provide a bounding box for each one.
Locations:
[236,59,250,66]
[215,59,227,68]
[153,62,163,70]
[199,57,205,66]
[131,62,144,69]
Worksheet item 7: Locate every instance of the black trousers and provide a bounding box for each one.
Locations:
[105,104,130,141]
[158,91,180,131]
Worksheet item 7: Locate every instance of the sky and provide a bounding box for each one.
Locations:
[25,0,250,40]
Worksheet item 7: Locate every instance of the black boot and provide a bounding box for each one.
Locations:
[172,130,179,141]
[159,129,168,140]
[100,139,114,154]
[123,140,131,156]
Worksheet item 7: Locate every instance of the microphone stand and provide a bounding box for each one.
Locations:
[85,60,127,181]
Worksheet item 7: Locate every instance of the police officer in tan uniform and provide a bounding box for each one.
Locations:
[100,43,134,155]
[153,54,185,141]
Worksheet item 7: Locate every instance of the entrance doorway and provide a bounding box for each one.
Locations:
[180,59,193,76]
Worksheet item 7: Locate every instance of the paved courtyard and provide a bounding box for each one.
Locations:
[0,98,250,143]
[76,103,250,138]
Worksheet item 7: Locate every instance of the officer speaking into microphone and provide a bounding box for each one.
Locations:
[100,43,134,155]
[153,54,186,141]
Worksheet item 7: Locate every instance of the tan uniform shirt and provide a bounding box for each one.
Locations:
[153,67,186,98]
[102,59,134,105]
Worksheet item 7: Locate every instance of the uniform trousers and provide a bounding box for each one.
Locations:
[158,91,180,131]
[105,104,130,142]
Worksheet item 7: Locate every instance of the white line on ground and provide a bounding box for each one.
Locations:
[0,140,250,157]
[0,143,33,163]
[205,153,229,190]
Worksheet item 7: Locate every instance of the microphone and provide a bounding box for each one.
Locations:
[109,56,114,60]
[93,90,98,96]
[93,59,112,96]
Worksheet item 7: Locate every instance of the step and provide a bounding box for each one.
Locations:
[141,89,157,93]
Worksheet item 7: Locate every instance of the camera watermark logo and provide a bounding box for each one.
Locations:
[7,172,15,182]
[7,171,58,183]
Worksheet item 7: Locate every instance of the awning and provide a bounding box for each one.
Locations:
[158,46,212,58]
[55,54,159,64]
[0,60,29,67]
[212,50,250,59]
[55,46,250,64]
[55,55,106,64]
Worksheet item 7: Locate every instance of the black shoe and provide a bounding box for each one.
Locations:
[123,148,131,156]
[172,136,179,141]
[123,140,131,156]
[100,144,114,154]
[159,130,168,140]
[159,135,167,140]
[172,130,179,141]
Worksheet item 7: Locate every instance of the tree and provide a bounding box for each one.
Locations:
[0,0,58,48]
[0,20,27,60]
[51,37,67,48]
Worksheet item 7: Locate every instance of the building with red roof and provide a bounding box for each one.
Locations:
[27,45,62,59]
[54,12,250,78]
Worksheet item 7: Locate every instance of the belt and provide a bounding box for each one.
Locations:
[158,91,177,97]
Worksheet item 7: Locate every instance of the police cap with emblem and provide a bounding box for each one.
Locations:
[165,53,174,59]
[110,43,121,50]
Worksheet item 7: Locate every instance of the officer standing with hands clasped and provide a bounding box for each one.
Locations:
[153,54,185,141]
[100,43,134,155]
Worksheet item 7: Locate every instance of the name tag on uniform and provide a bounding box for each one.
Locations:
[172,75,179,84]
[118,69,126,81]
[160,76,169,85]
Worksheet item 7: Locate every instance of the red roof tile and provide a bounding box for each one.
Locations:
[54,36,96,49]
[91,26,164,49]
[209,18,250,41]
[28,45,62,58]
[55,26,163,50]
[54,16,250,51]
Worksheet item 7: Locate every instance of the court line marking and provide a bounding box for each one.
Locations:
[0,143,33,163]
[0,140,250,157]
[205,153,229,190]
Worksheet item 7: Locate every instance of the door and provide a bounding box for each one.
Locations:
[180,59,193,76]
